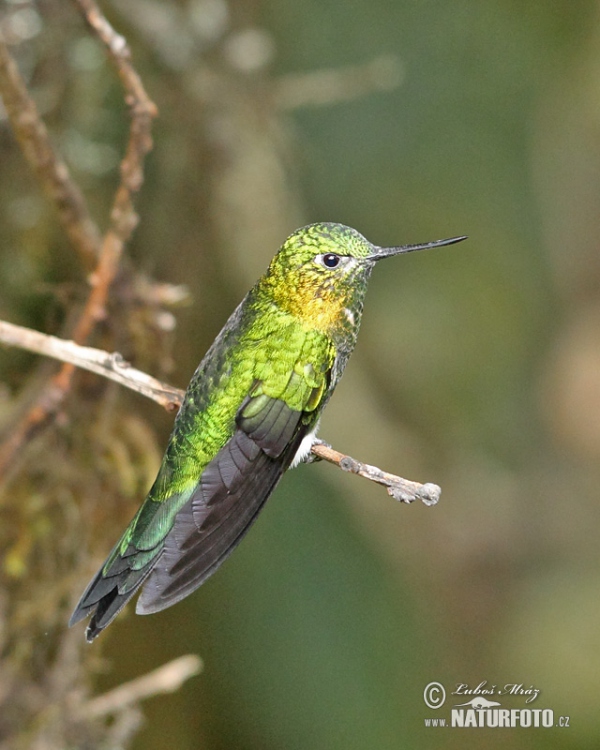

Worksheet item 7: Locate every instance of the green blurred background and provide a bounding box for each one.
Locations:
[3,0,600,747]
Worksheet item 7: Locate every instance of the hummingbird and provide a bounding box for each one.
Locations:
[70,223,465,641]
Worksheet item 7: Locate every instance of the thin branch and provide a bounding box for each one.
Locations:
[0,1,157,483]
[75,0,158,212]
[0,27,101,270]
[78,654,203,719]
[0,320,440,505]
[73,0,158,326]
[310,443,440,505]
[0,320,182,410]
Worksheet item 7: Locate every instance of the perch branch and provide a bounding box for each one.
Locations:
[310,443,440,505]
[0,320,440,505]
[0,320,182,410]
[79,654,203,719]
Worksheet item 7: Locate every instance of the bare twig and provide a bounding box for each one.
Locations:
[0,28,101,270]
[0,320,182,410]
[72,0,158,327]
[311,443,440,505]
[0,1,157,482]
[0,320,440,504]
[78,654,203,719]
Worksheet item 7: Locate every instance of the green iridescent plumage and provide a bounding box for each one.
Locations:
[70,223,465,640]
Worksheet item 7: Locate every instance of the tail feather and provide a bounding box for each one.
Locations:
[70,395,314,640]
[69,551,161,641]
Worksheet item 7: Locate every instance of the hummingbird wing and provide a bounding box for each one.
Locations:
[135,390,311,616]
[70,324,334,640]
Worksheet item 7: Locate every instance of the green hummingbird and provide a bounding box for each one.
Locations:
[70,223,465,641]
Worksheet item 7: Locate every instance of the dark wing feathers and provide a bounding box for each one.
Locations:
[200,429,261,507]
[70,310,335,639]
[71,391,312,639]
[138,447,283,613]
[238,395,301,458]
[137,397,305,614]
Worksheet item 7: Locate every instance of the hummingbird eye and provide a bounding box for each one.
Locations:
[319,253,341,269]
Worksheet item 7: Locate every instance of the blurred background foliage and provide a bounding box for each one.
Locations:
[2,0,600,748]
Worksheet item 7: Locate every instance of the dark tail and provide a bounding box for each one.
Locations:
[69,548,159,641]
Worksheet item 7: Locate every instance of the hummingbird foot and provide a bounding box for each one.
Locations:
[302,437,332,464]
[290,424,322,467]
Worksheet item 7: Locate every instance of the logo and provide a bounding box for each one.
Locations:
[454,697,501,709]
[422,681,570,730]
[423,682,446,710]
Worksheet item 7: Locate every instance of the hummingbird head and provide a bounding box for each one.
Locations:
[259,223,466,334]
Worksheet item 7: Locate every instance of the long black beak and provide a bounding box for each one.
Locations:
[369,234,467,261]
